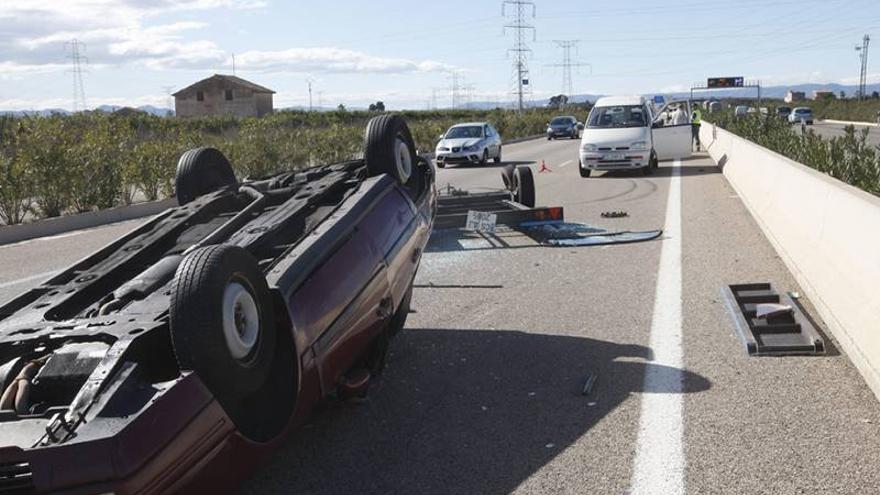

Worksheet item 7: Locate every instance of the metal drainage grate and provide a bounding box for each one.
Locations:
[0,460,34,494]
[723,283,825,356]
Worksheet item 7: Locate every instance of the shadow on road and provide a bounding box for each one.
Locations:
[596,163,719,179]
[240,328,711,494]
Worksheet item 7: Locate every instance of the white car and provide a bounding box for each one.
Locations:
[435,122,502,168]
[578,95,693,178]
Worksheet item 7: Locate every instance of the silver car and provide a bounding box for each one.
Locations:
[788,107,814,125]
[435,122,502,168]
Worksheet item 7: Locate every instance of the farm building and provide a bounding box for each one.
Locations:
[173,74,275,118]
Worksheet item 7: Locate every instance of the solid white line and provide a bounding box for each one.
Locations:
[559,160,573,168]
[0,271,60,290]
[631,159,684,495]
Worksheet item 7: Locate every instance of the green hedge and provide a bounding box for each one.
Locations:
[711,111,880,195]
[0,107,567,225]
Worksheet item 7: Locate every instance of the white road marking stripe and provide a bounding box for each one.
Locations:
[631,159,684,495]
[0,271,60,290]
[559,160,573,168]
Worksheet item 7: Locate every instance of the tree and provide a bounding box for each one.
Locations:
[871,91,879,100]
[337,103,347,112]
[548,94,569,108]
[839,90,846,99]
[368,101,385,112]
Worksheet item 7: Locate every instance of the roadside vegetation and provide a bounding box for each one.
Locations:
[0,107,568,225]
[710,111,880,195]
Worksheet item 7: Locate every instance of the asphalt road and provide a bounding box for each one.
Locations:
[2,138,879,494]
[810,120,880,147]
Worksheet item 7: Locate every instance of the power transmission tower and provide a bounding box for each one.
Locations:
[65,39,88,112]
[502,0,536,111]
[856,34,870,100]
[161,85,175,116]
[306,78,314,111]
[447,70,473,109]
[545,40,592,103]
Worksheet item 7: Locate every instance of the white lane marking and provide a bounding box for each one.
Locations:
[0,271,60,290]
[631,159,684,495]
[558,160,573,168]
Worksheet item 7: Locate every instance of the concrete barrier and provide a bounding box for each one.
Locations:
[701,122,880,399]
[0,198,176,246]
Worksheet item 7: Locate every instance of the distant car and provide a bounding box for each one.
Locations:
[734,105,750,118]
[435,122,502,168]
[708,101,722,113]
[776,106,792,119]
[788,107,814,125]
[546,116,581,140]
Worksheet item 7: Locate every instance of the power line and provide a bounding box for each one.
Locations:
[545,40,592,100]
[503,0,535,111]
[856,34,870,100]
[447,70,474,109]
[64,39,88,112]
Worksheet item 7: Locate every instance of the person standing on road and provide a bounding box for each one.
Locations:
[671,105,689,125]
[691,106,702,151]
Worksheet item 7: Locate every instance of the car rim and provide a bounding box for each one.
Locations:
[222,280,260,362]
[394,136,413,183]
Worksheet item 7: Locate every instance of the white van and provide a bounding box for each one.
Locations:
[578,95,693,177]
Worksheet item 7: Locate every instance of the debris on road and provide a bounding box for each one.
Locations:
[521,222,662,247]
[755,303,793,319]
[582,373,598,396]
[601,211,629,218]
[723,283,826,356]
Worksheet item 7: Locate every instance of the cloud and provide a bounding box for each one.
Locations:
[228,48,454,75]
[0,1,260,72]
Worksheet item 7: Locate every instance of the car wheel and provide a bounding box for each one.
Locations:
[170,245,278,430]
[650,150,659,169]
[579,163,591,178]
[494,146,502,163]
[175,147,238,206]
[514,165,535,207]
[363,114,417,185]
[436,160,446,169]
[642,166,653,176]
[480,149,488,165]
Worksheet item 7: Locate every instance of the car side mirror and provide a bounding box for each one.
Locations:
[438,134,445,140]
[577,123,584,130]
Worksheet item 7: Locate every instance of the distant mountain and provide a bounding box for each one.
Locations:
[1,105,173,117]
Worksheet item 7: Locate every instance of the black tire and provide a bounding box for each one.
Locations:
[436,160,446,168]
[547,136,552,141]
[494,146,502,164]
[170,245,277,417]
[175,147,238,206]
[650,150,659,169]
[501,164,516,190]
[514,166,535,207]
[363,114,417,185]
[579,163,591,178]
[480,149,488,165]
[642,165,654,176]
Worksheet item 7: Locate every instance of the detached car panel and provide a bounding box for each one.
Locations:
[0,115,435,494]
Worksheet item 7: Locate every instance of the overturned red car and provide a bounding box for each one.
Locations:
[0,115,435,494]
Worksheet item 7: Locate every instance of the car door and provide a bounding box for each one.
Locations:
[651,119,693,161]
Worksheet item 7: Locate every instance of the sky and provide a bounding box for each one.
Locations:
[1,0,879,111]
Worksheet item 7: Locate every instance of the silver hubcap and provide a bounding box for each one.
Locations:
[394,137,413,183]
[222,281,260,360]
